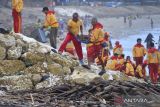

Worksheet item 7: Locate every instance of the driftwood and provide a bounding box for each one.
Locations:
[0,80,160,107]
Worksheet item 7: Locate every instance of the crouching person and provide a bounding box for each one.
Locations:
[106,53,118,71]
[115,54,125,71]
[125,56,135,76]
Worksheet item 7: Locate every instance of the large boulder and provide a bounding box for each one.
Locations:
[21,52,46,66]
[47,53,79,68]
[31,74,42,85]
[23,62,47,74]
[0,34,16,48]
[7,46,22,59]
[47,63,64,76]
[71,66,100,85]
[0,60,26,76]
[0,75,33,91]
[0,46,6,60]
[16,39,29,54]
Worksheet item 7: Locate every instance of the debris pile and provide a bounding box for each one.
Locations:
[0,80,160,107]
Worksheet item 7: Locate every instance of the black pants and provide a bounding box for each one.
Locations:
[49,27,58,49]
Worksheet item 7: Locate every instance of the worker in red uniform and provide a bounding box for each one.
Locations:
[87,18,104,67]
[132,38,146,66]
[58,13,84,65]
[147,43,159,84]
[12,0,23,33]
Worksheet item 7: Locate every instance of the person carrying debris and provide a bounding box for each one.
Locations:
[132,38,146,67]
[86,18,104,67]
[113,41,123,56]
[58,13,85,65]
[12,0,23,33]
[42,7,59,49]
[147,42,159,84]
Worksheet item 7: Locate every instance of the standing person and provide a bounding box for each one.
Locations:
[151,18,153,29]
[147,43,159,84]
[12,0,23,33]
[132,38,146,67]
[58,13,84,65]
[86,18,104,67]
[158,36,160,51]
[42,7,59,49]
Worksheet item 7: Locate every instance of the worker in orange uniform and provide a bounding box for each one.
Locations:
[86,18,104,67]
[113,41,123,56]
[147,43,159,84]
[42,7,59,49]
[132,38,146,67]
[115,54,125,71]
[125,56,135,76]
[136,63,146,79]
[58,13,85,65]
[106,53,118,70]
[12,0,23,33]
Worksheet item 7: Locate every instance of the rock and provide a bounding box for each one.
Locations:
[101,71,130,81]
[47,53,79,68]
[48,63,64,76]
[21,52,46,66]
[31,74,42,85]
[7,46,22,59]
[35,80,49,89]
[71,66,100,85]
[35,45,51,54]
[28,42,40,52]
[16,39,29,53]
[0,34,16,48]
[0,60,26,76]
[35,75,61,89]
[0,46,6,60]
[0,75,33,91]
[23,62,47,74]
[63,66,71,75]
[102,73,110,80]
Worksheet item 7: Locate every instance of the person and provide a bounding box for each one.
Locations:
[42,7,59,49]
[125,56,135,76]
[151,18,153,29]
[145,33,155,49]
[58,13,84,65]
[135,62,146,79]
[115,54,125,71]
[147,43,159,84]
[106,53,118,71]
[104,32,111,50]
[12,0,23,33]
[86,18,104,67]
[113,41,123,56]
[158,36,160,51]
[132,38,146,67]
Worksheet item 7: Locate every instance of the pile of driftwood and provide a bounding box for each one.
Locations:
[0,79,160,107]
